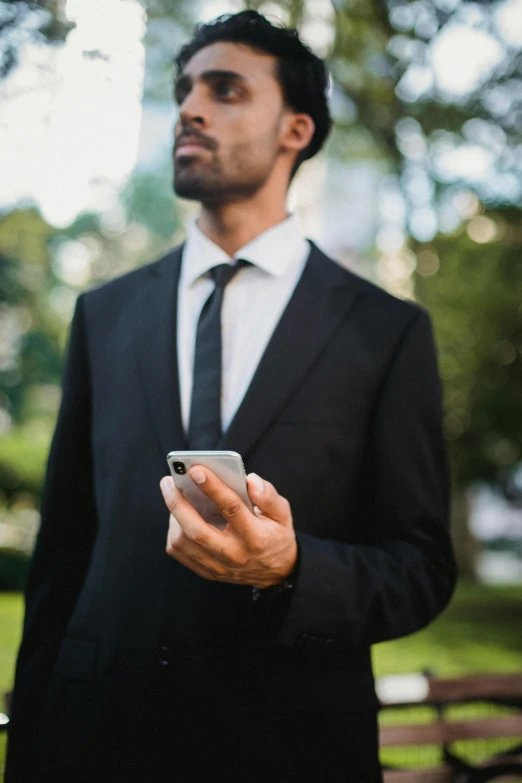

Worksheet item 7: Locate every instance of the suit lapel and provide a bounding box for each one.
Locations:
[133,245,187,458]
[219,242,363,460]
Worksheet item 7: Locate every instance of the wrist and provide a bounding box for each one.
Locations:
[281,538,299,580]
[252,540,299,602]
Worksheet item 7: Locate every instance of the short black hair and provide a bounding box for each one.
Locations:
[174,10,332,174]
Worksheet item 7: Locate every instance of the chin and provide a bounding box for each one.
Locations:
[174,180,228,204]
[173,166,268,204]
[173,184,202,201]
[174,168,213,201]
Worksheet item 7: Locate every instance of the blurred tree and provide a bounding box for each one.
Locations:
[414,206,522,571]
[121,168,181,245]
[0,208,64,423]
[0,207,65,504]
[0,0,73,79]
[139,0,198,102]
[415,208,522,491]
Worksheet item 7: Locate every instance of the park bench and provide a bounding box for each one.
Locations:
[378,672,522,782]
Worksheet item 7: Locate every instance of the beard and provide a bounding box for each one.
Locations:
[173,142,277,205]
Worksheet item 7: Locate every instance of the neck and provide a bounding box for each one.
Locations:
[196,181,289,257]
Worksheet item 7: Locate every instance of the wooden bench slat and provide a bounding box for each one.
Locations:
[382,767,453,783]
[380,714,522,747]
[429,674,522,703]
[381,722,446,746]
[384,773,522,783]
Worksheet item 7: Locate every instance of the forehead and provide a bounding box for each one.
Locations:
[182,41,279,87]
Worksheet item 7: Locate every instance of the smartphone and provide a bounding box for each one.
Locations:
[166,450,253,529]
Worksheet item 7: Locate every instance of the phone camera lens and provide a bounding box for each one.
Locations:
[173,461,186,475]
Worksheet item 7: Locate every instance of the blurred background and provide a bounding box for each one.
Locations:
[1,0,522,758]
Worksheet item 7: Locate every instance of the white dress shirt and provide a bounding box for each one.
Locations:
[177,215,310,433]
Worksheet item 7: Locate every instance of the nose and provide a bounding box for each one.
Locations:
[179,85,207,128]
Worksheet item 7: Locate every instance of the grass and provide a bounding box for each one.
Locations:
[373,580,522,676]
[0,581,521,779]
[0,593,23,707]
[0,592,23,782]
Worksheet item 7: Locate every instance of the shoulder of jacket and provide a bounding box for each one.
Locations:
[354,272,425,322]
[312,242,427,326]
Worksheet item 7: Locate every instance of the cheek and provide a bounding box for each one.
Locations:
[228,121,280,162]
[219,104,280,147]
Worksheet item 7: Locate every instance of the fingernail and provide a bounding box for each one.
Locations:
[190,469,206,485]
[160,476,174,494]
[248,473,264,494]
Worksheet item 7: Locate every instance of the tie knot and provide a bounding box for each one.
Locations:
[211,258,250,289]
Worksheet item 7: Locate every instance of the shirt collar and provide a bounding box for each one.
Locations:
[181,214,308,287]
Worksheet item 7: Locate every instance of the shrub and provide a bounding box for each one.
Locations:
[0,548,30,591]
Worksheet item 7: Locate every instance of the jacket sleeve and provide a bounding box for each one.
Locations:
[6,294,98,777]
[271,309,457,650]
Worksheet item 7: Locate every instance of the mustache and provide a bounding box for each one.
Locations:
[174,129,218,152]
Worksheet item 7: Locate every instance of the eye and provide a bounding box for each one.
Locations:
[214,82,239,99]
[175,87,189,105]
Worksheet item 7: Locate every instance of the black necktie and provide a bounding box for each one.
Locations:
[188,259,249,450]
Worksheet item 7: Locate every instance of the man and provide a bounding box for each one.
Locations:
[7,11,457,783]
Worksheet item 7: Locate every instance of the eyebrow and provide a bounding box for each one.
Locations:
[175,69,248,95]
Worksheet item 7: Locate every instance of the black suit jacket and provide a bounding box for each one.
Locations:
[7,242,456,779]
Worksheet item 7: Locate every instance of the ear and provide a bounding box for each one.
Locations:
[280,112,315,157]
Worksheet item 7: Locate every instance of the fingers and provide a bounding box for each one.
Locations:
[166,515,224,579]
[160,476,250,571]
[186,466,252,535]
[166,514,247,583]
[246,473,292,526]
[160,476,225,552]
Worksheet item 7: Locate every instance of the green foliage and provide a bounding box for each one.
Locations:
[121,169,180,243]
[0,208,65,425]
[0,549,30,591]
[0,427,49,501]
[415,208,522,488]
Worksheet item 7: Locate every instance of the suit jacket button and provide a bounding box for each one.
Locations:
[158,645,171,666]
[297,634,309,647]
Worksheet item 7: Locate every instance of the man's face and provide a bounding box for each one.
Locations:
[173,42,289,204]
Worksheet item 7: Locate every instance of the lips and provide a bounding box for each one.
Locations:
[175,142,208,157]
[175,135,213,158]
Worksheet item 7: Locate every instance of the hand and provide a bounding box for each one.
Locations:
[160,468,297,589]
